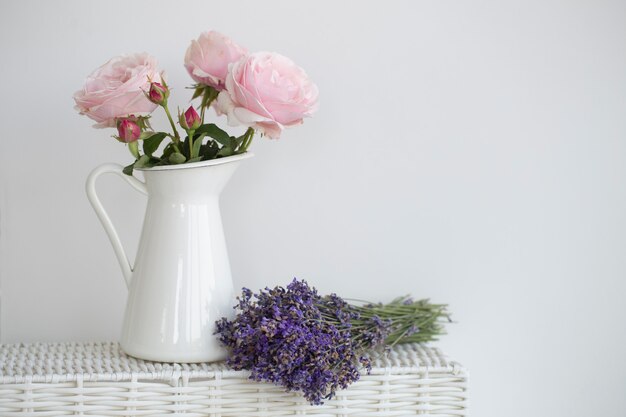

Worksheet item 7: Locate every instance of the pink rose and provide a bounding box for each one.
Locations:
[73,53,161,128]
[216,52,319,139]
[184,31,247,91]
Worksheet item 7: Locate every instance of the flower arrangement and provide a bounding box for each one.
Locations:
[74,31,319,175]
[216,279,450,404]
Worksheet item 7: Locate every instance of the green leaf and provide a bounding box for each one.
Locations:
[187,156,203,163]
[234,134,245,149]
[201,141,219,160]
[191,133,206,158]
[217,146,234,157]
[134,154,151,168]
[134,116,152,131]
[200,86,219,108]
[123,163,134,176]
[196,123,230,145]
[162,142,175,159]
[191,85,204,100]
[142,132,167,156]
[169,152,186,164]
[181,136,190,159]
[138,131,153,140]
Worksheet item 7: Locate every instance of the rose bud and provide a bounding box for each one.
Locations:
[180,106,201,130]
[148,81,169,105]
[117,118,141,143]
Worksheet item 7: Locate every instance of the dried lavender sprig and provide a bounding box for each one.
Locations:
[215,279,450,405]
[319,295,449,346]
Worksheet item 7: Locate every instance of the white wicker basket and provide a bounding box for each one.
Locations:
[0,341,467,416]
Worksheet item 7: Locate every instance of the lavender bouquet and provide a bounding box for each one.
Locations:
[215,279,449,404]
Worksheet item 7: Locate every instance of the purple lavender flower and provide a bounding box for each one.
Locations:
[215,279,361,404]
[407,324,420,336]
[215,278,449,404]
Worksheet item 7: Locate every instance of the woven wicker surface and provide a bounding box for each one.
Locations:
[0,342,459,383]
[0,342,468,416]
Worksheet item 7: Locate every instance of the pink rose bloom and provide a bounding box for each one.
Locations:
[184,31,247,91]
[216,52,319,139]
[73,53,161,128]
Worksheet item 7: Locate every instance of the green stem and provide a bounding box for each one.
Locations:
[319,297,449,346]
[240,127,255,152]
[163,104,180,143]
[188,130,195,158]
[128,141,140,159]
[164,133,182,154]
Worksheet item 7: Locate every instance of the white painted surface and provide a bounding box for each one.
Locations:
[0,1,625,416]
[86,155,250,362]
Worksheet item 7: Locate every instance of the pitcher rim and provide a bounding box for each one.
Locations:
[135,152,254,171]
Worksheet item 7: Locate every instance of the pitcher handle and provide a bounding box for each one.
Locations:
[85,163,147,288]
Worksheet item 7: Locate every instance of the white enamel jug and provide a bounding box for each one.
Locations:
[86,153,252,362]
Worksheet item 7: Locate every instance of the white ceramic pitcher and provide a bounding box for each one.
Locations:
[86,153,252,363]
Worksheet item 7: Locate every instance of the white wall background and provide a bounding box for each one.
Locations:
[1,0,625,416]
